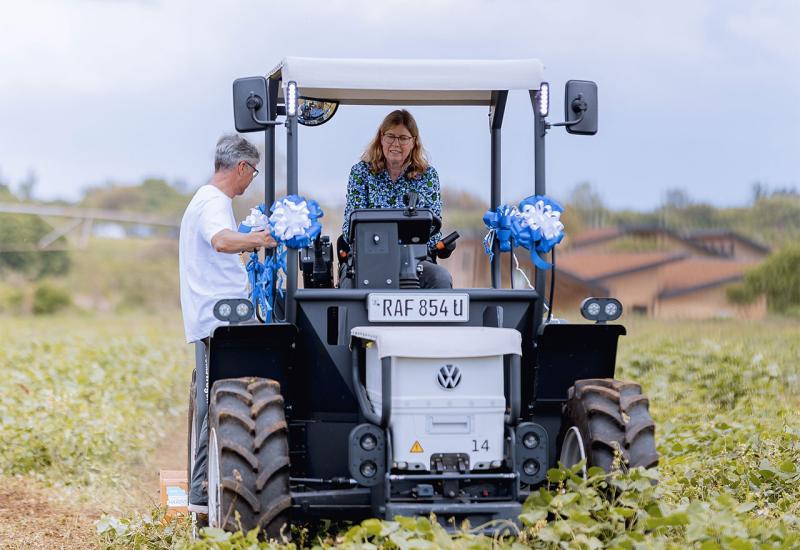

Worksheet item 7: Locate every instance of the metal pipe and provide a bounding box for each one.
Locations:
[264,126,275,207]
[285,115,298,323]
[505,354,521,424]
[531,91,547,323]
[490,127,502,288]
[489,91,507,290]
[388,473,517,481]
[352,347,382,426]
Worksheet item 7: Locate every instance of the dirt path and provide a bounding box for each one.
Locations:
[0,479,97,550]
[0,413,189,550]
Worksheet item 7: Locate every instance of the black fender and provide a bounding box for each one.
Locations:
[532,323,626,468]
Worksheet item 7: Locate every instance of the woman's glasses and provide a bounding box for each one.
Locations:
[382,133,414,145]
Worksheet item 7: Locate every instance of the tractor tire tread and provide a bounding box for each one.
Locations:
[256,456,291,491]
[219,408,256,432]
[220,477,261,512]
[209,377,290,539]
[251,395,285,417]
[257,495,292,530]
[254,421,288,451]
[220,440,259,470]
[560,377,659,473]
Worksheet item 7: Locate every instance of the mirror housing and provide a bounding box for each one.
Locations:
[233,76,271,132]
[564,80,598,135]
[297,98,339,126]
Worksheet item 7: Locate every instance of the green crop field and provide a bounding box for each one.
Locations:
[0,315,798,549]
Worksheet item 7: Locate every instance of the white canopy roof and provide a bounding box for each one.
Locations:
[351,326,521,359]
[268,57,545,106]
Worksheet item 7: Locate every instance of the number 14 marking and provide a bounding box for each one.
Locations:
[472,439,489,452]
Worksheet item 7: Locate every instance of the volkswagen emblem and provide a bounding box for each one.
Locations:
[437,364,461,390]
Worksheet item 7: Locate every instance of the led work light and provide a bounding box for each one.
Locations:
[537,82,549,117]
[580,297,623,323]
[285,81,298,117]
[213,299,254,323]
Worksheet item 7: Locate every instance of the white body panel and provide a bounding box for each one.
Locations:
[354,326,522,471]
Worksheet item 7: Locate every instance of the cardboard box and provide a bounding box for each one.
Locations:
[159,469,188,518]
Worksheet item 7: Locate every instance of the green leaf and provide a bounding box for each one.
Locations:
[547,468,567,483]
[362,518,383,537]
[645,512,690,529]
[519,509,547,526]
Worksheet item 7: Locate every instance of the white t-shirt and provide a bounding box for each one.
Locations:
[179,184,248,343]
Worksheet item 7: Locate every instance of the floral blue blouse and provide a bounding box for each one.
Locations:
[342,160,442,247]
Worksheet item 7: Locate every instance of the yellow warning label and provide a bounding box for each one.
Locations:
[410,440,424,453]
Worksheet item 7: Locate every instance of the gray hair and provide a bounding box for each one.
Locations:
[214,134,260,172]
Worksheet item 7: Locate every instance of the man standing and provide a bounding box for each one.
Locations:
[180,134,275,515]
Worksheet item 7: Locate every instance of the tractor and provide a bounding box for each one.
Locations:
[187,57,658,537]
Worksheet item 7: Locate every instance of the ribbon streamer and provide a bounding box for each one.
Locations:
[238,195,324,323]
[482,205,515,261]
[482,195,565,270]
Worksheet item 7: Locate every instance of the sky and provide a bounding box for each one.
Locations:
[0,0,798,210]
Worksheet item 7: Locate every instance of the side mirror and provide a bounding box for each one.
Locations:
[564,80,598,135]
[297,98,339,127]
[233,76,271,132]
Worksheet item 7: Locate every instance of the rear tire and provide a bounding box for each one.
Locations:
[207,377,291,539]
[558,378,659,472]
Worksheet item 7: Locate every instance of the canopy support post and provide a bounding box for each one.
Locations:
[531,90,547,323]
[489,91,507,290]
[285,102,299,324]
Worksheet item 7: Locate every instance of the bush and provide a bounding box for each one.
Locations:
[0,214,71,279]
[32,282,72,314]
[727,245,800,314]
[0,285,24,314]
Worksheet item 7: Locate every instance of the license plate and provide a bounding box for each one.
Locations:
[368,293,469,322]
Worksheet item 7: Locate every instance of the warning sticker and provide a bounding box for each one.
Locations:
[410,440,424,453]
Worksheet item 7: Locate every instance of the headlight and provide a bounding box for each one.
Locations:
[523,432,540,449]
[537,82,549,117]
[360,460,377,478]
[580,297,623,323]
[235,302,251,318]
[523,459,540,476]
[213,299,254,323]
[360,434,378,451]
[285,81,297,117]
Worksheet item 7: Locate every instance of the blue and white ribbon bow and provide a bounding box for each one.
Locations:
[268,195,323,249]
[482,195,565,270]
[482,205,515,261]
[238,205,270,233]
[238,195,324,323]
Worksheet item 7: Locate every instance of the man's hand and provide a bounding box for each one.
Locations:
[247,230,277,250]
[212,229,277,253]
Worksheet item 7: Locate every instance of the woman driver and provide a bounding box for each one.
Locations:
[341,109,452,289]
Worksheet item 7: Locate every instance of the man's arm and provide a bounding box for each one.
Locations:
[211,229,277,253]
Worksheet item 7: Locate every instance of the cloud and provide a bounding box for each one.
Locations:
[724,0,800,60]
[0,0,797,208]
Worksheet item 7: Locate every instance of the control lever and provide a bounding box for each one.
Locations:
[433,231,460,259]
[403,191,419,216]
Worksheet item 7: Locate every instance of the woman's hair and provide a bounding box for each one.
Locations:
[361,110,429,180]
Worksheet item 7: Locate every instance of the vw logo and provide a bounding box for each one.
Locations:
[437,364,461,390]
